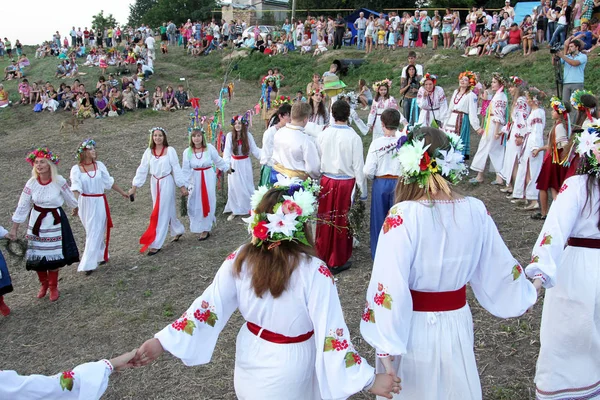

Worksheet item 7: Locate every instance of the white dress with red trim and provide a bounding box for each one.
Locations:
[154,251,375,399]
[360,198,536,400]
[222,132,262,216]
[367,96,401,141]
[512,108,546,201]
[416,86,448,129]
[12,176,80,271]
[182,145,229,233]
[70,161,115,271]
[526,175,600,400]
[470,89,508,173]
[132,146,186,252]
[500,96,530,185]
[0,359,113,399]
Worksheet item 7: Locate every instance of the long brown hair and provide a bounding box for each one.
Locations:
[188,130,207,150]
[232,123,250,156]
[394,127,451,203]
[149,129,169,149]
[233,189,315,298]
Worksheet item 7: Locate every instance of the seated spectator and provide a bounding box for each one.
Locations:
[300,34,312,54]
[343,28,353,46]
[174,84,190,109]
[462,31,488,57]
[136,84,149,108]
[569,19,593,51]
[233,34,244,48]
[122,84,135,111]
[94,90,109,117]
[496,23,521,58]
[241,36,255,49]
[0,84,10,108]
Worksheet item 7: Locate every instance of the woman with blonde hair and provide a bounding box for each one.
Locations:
[361,126,536,399]
[131,180,401,399]
[8,148,80,301]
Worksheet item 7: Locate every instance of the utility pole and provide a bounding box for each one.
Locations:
[291,0,296,21]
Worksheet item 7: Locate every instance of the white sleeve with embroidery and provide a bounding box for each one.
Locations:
[468,92,481,131]
[367,101,377,128]
[513,98,529,136]
[132,148,151,188]
[469,202,537,318]
[58,176,78,209]
[97,161,115,191]
[307,260,375,399]
[0,360,112,400]
[350,108,369,136]
[12,179,34,224]
[437,88,449,126]
[526,176,584,288]
[529,113,545,151]
[415,87,426,109]
[360,204,414,357]
[490,96,507,125]
[155,255,238,366]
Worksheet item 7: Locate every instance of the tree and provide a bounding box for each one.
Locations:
[128,0,159,27]
[139,0,215,28]
[92,10,118,32]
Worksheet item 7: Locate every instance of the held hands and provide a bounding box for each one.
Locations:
[7,229,17,241]
[369,373,402,399]
[132,338,164,367]
[476,128,484,135]
[180,187,189,197]
[532,149,540,158]
[71,207,79,217]
[109,349,138,372]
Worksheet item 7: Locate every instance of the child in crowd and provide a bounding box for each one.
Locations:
[76,95,93,119]
[153,85,164,110]
[164,85,178,111]
[122,85,136,111]
[377,26,386,50]
[108,74,119,88]
[300,34,312,55]
[94,90,109,117]
[313,34,328,56]
[18,78,31,105]
[108,87,122,115]
[293,91,306,103]
[99,52,108,75]
[62,86,75,112]
[174,85,190,109]
[137,84,149,108]
[29,81,41,104]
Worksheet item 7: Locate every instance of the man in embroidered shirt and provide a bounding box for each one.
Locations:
[270,102,320,183]
[315,100,367,274]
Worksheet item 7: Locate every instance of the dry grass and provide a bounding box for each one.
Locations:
[0,47,544,400]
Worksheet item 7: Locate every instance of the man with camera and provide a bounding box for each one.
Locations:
[553,39,587,103]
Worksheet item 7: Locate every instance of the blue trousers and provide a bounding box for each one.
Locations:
[369,177,397,260]
[356,29,366,50]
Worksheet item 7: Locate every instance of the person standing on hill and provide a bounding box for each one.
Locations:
[333,14,346,49]
[354,12,367,50]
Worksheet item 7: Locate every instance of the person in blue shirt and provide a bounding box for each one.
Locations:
[553,38,587,104]
[567,19,593,50]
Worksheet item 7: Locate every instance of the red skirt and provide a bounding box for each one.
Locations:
[536,149,568,191]
[315,175,355,268]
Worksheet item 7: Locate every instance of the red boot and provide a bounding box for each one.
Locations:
[0,296,10,316]
[48,270,60,302]
[36,271,49,299]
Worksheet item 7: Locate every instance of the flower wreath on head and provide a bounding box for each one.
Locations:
[380,125,467,194]
[570,89,595,112]
[572,124,600,176]
[26,147,60,166]
[231,115,249,126]
[491,72,507,88]
[272,95,292,108]
[243,175,321,249]
[149,126,167,135]
[550,96,568,115]
[76,139,96,161]
[372,79,392,92]
[509,75,526,88]
[458,71,477,90]
[420,73,437,86]
[526,86,547,104]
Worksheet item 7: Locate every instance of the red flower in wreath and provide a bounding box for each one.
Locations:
[253,221,269,241]
[419,152,431,171]
[281,200,302,215]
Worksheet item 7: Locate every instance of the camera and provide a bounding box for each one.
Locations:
[550,43,561,54]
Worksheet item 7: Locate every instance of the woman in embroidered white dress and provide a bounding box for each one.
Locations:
[9,148,80,302]
[525,126,600,400]
[360,127,537,400]
[368,80,403,141]
[511,88,546,211]
[182,128,230,241]
[308,89,330,127]
[131,184,401,400]
[416,74,448,130]
[499,77,530,194]
[444,71,483,159]
[223,115,262,221]
[470,73,508,185]
[70,139,128,274]
[129,128,188,256]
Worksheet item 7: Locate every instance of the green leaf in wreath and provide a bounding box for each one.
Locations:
[344,352,356,368]
[323,336,334,352]
[382,293,393,310]
[60,376,74,391]
[369,309,376,323]
[206,312,218,327]
[183,319,196,335]
[512,265,522,281]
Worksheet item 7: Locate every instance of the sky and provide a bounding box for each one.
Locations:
[2,0,134,46]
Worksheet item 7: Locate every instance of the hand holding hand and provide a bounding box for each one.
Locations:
[71,207,79,217]
[369,373,402,399]
[132,338,164,367]
[109,349,138,371]
[476,128,484,135]
[128,187,137,196]
[180,187,189,197]
[532,149,539,157]
[7,230,17,241]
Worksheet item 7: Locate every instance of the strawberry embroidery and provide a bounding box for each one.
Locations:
[531,255,539,263]
[318,264,335,284]
[60,370,74,391]
[323,328,362,368]
[344,351,363,368]
[382,206,403,234]
[171,317,197,335]
[226,251,237,260]
[362,301,376,323]
[559,183,568,194]
[193,300,219,327]
[511,264,523,280]
[374,283,393,310]
[540,233,553,246]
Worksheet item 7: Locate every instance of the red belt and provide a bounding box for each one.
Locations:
[410,285,467,312]
[231,155,248,160]
[32,205,61,236]
[139,174,169,253]
[193,167,211,218]
[567,237,600,249]
[246,322,314,344]
[81,193,113,261]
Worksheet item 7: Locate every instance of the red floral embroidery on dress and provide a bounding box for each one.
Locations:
[530,118,543,125]
[323,328,362,368]
[559,183,568,194]
[318,264,335,284]
[226,251,237,260]
[374,283,393,310]
[511,264,523,280]
[193,300,219,327]
[540,233,553,246]
[531,255,539,263]
[23,186,32,195]
[382,211,403,234]
[60,370,75,391]
[362,301,376,323]
[171,317,196,335]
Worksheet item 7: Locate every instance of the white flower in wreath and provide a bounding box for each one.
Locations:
[398,139,430,176]
[273,174,303,188]
[284,189,316,216]
[250,186,270,210]
[577,129,600,157]
[436,148,465,177]
[265,208,299,237]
